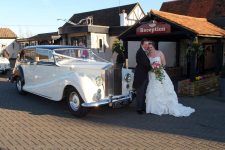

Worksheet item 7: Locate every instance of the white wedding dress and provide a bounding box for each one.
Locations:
[145,57,195,117]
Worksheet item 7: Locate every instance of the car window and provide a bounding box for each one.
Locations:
[20,49,36,63]
[36,48,54,65]
[55,49,89,59]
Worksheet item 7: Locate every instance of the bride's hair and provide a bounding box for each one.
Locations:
[149,41,156,49]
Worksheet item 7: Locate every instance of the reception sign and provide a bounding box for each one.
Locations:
[136,21,171,35]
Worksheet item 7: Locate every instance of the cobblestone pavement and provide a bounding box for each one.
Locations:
[0,75,225,150]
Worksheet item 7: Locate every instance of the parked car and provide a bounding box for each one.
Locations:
[0,56,11,74]
[11,45,135,117]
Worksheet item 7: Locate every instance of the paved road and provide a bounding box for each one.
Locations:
[0,75,225,150]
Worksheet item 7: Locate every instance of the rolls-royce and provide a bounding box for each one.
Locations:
[11,45,135,117]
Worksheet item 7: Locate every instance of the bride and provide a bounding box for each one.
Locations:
[145,42,195,117]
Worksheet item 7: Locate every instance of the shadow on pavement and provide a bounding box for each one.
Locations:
[0,78,225,143]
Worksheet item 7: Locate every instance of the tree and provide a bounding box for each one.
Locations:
[112,39,125,65]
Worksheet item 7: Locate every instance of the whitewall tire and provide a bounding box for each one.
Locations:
[16,77,26,95]
[66,87,88,117]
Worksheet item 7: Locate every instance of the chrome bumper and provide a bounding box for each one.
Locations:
[81,91,136,108]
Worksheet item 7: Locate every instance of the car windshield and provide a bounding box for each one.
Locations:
[53,48,109,64]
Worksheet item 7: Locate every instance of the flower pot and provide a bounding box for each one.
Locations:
[219,78,225,98]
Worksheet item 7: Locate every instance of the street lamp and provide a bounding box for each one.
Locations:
[57,16,93,26]
[57,18,77,26]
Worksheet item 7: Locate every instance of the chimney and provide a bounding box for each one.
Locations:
[119,10,128,26]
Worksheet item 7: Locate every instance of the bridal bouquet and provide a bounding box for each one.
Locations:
[151,62,165,84]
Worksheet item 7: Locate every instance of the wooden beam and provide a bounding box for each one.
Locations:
[189,54,196,81]
[215,39,224,74]
[176,41,180,67]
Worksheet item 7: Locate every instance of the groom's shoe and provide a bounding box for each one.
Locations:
[137,110,144,115]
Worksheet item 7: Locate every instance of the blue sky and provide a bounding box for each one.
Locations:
[0,0,170,37]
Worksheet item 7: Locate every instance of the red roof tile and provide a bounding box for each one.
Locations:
[151,10,225,37]
[160,0,190,16]
[160,0,225,18]
[0,28,17,38]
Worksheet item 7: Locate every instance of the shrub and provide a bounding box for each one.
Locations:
[112,39,125,64]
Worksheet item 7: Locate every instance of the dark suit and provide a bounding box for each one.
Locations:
[133,47,152,111]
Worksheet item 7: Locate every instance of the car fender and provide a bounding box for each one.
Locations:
[61,72,103,103]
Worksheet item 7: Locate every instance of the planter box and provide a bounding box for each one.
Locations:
[178,75,219,96]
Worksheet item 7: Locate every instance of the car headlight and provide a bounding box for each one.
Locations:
[95,76,103,86]
[124,73,132,82]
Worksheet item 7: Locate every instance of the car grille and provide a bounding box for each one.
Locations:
[104,66,122,97]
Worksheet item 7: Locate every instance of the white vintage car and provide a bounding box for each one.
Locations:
[0,56,11,74]
[11,45,135,117]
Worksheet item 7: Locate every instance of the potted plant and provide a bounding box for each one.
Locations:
[219,64,225,98]
[112,39,125,69]
[186,42,204,81]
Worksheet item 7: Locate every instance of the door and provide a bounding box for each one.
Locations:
[20,49,36,86]
[25,48,70,100]
[204,44,216,70]
[24,49,55,98]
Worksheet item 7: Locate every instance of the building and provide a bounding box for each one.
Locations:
[160,0,225,65]
[160,0,225,29]
[58,3,145,61]
[119,9,225,95]
[120,10,225,78]
[17,32,61,49]
[0,28,20,58]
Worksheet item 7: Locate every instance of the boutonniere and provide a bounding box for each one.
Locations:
[144,50,149,56]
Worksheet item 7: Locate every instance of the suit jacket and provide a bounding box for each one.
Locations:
[133,47,152,89]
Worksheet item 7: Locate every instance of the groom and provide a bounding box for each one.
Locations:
[133,38,152,114]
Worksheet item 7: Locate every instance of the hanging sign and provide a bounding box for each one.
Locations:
[136,21,171,35]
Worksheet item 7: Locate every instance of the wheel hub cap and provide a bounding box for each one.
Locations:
[69,92,80,111]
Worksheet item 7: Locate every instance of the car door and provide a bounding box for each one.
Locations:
[24,49,54,97]
[27,48,69,100]
[20,49,37,87]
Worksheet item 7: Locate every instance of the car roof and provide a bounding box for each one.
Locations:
[24,45,86,50]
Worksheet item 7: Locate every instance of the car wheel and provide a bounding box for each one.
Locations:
[66,87,88,117]
[16,77,26,95]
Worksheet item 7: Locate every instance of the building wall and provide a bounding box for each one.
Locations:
[61,33,116,62]
[158,42,176,67]
[127,5,145,26]
[128,41,140,68]
[90,33,115,61]
[128,41,177,68]
[0,39,20,58]
[179,38,221,75]
[179,39,189,75]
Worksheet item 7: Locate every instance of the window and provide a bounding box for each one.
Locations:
[18,49,35,62]
[99,39,103,49]
[71,36,86,47]
[55,48,90,59]
[204,44,216,70]
[98,38,104,53]
[35,49,54,65]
